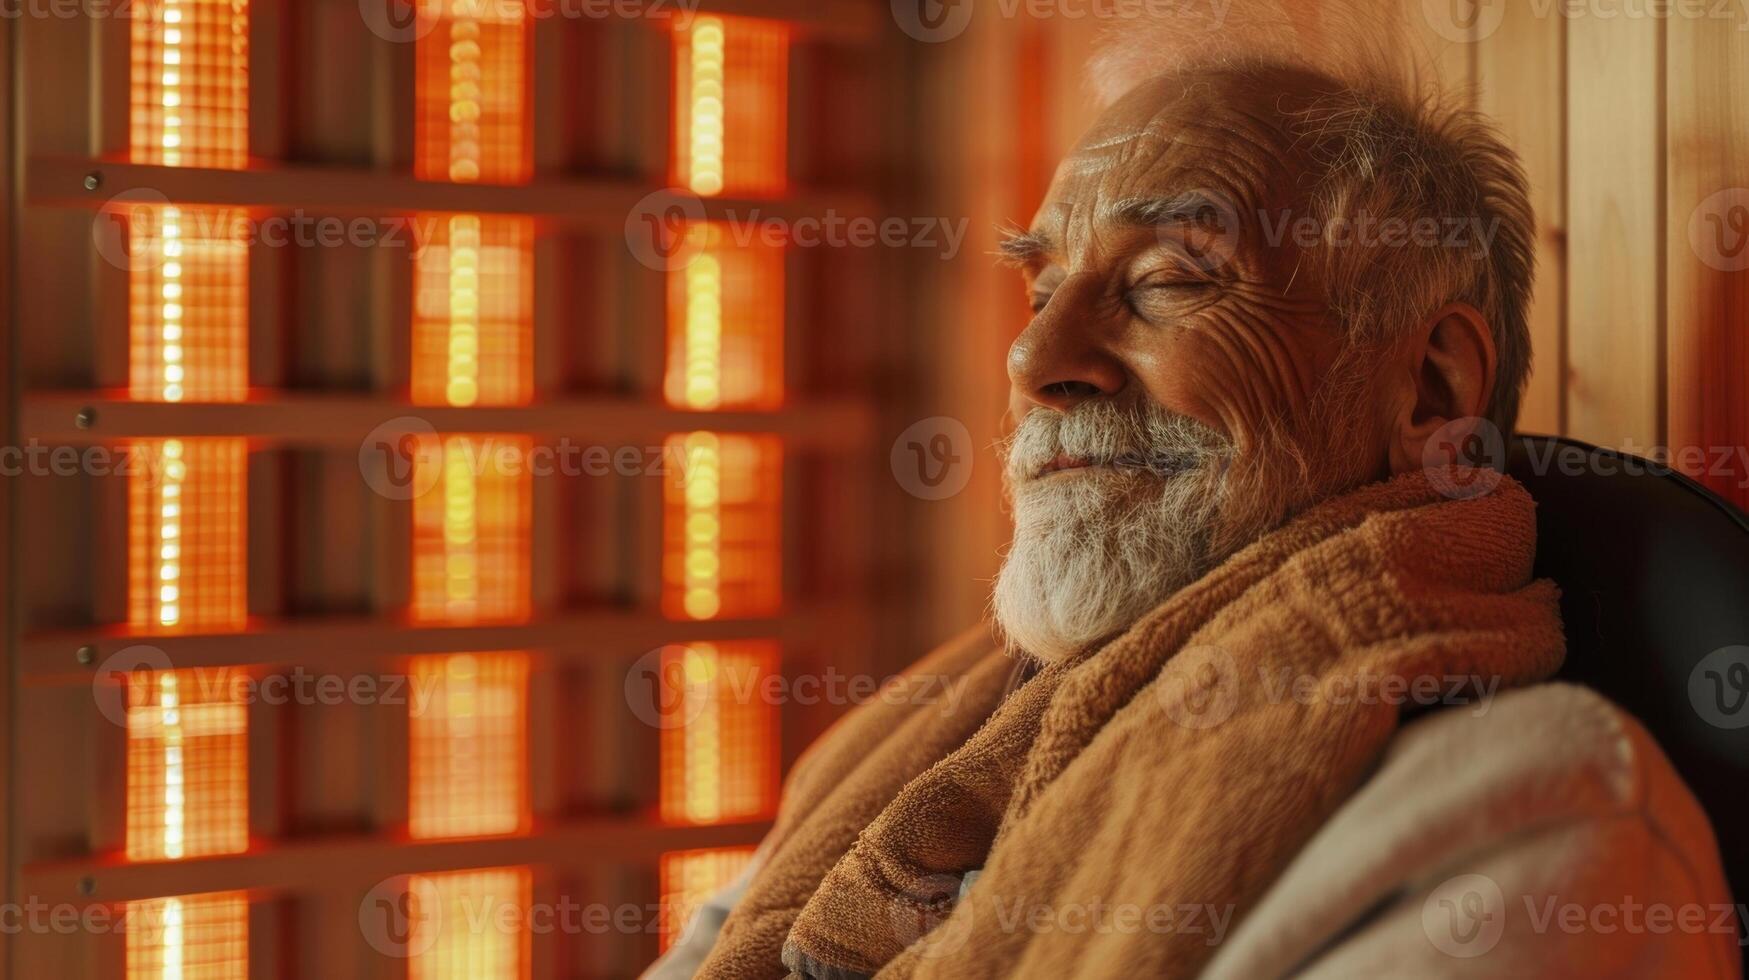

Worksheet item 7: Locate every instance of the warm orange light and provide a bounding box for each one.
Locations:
[125,668,247,862]
[664,223,784,411]
[659,642,779,825]
[415,0,529,185]
[408,652,530,839]
[672,15,788,198]
[130,0,249,169]
[128,438,246,633]
[407,867,532,980]
[125,891,248,980]
[128,205,248,404]
[662,433,782,620]
[411,435,531,625]
[658,848,755,952]
[412,214,534,407]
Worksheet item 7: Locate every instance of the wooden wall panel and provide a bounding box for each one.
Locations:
[1477,6,1567,436]
[1666,15,1749,511]
[1565,14,1666,451]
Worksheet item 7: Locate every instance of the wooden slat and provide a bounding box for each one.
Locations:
[1565,13,1665,451]
[21,815,770,905]
[19,392,873,449]
[25,157,875,224]
[1666,13,1749,511]
[1476,2,1567,435]
[19,604,853,686]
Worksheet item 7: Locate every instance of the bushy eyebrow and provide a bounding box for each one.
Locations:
[996,192,1232,270]
[996,225,1054,269]
[1105,192,1228,230]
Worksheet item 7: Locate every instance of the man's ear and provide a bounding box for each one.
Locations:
[1386,303,1497,475]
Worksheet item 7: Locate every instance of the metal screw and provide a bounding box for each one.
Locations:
[75,645,96,667]
[74,407,96,430]
[82,172,101,192]
[77,877,96,897]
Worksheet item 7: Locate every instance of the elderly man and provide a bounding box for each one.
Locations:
[646,32,1738,980]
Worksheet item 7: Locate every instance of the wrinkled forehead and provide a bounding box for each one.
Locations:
[1033,73,1312,253]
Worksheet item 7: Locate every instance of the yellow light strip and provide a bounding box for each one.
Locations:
[158,439,185,627]
[445,214,482,406]
[686,16,727,196]
[681,433,722,620]
[683,245,724,410]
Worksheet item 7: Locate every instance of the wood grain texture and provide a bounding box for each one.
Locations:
[1564,12,1665,451]
[1477,2,1566,436]
[1666,11,1749,510]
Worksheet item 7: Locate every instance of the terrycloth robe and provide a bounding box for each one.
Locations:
[699,468,1569,979]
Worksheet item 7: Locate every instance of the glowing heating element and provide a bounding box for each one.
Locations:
[412,435,532,625]
[408,652,530,839]
[407,867,532,980]
[411,214,534,407]
[659,848,755,952]
[664,223,784,411]
[662,433,782,620]
[415,0,530,184]
[672,15,789,198]
[125,668,248,862]
[125,891,248,980]
[658,642,779,825]
[128,438,247,633]
[129,0,250,169]
[127,205,248,404]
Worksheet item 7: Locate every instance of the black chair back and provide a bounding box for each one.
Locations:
[1508,435,1749,954]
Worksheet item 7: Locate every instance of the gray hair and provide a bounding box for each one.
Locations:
[1087,4,1538,433]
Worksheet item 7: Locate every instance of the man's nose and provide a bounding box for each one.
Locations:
[1006,278,1125,411]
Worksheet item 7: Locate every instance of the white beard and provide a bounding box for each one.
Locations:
[991,400,1255,663]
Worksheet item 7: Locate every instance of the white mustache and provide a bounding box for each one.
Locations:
[1002,401,1235,483]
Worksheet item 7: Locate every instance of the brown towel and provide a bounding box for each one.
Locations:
[700,468,1566,980]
